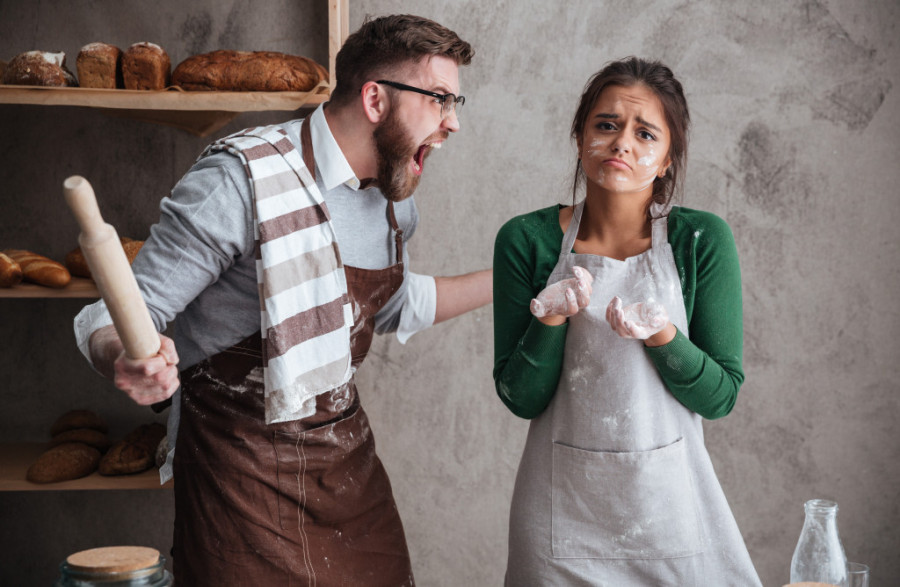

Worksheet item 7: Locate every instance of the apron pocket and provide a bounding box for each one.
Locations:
[551,437,703,559]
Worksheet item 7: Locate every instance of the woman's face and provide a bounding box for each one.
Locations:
[578,83,671,197]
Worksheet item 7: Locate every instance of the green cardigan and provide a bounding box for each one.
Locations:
[492,204,744,420]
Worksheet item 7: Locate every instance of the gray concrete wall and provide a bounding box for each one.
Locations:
[1,0,897,585]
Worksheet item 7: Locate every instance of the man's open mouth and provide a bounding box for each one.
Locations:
[411,141,442,176]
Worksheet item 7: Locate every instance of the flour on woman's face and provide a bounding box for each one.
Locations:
[578,84,671,195]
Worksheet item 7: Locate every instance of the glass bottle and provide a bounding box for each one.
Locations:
[790,499,848,587]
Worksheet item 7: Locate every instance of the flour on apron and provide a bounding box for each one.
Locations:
[171,118,415,586]
[506,201,761,586]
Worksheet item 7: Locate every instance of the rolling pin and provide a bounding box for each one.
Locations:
[63,176,160,360]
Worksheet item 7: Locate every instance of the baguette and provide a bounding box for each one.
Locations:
[2,249,71,288]
[0,251,23,287]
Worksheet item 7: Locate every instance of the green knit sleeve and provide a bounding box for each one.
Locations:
[492,207,568,419]
[645,209,745,419]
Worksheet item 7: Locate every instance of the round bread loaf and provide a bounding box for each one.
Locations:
[50,409,108,436]
[172,50,326,91]
[66,238,143,278]
[1,50,77,86]
[99,422,167,476]
[26,442,101,483]
[50,428,112,452]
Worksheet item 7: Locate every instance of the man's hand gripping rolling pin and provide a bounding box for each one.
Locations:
[90,325,180,406]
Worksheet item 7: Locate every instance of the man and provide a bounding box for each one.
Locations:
[74,14,489,585]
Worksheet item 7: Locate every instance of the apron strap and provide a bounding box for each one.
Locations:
[387,201,403,264]
[649,201,672,249]
[560,200,584,258]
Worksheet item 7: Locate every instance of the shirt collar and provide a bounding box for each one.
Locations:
[309,103,365,191]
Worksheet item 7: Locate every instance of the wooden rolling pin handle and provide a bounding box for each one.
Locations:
[63,176,161,360]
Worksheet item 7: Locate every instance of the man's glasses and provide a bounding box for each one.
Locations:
[376,80,465,119]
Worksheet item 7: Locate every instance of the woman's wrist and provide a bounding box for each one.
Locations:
[644,322,676,347]
[537,314,568,327]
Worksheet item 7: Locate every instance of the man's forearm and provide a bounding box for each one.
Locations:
[434,269,493,324]
[88,324,125,379]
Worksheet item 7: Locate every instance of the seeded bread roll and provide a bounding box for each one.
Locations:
[2,249,71,288]
[26,442,101,483]
[50,409,108,436]
[0,252,23,287]
[1,50,78,86]
[77,43,122,89]
[99,422,167,476]
[172,50,326,91]
[66,238,143,278]
[122,42,170,90]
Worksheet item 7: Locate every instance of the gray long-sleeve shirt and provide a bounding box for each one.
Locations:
[74,105,437,482]
[75,105,436,369]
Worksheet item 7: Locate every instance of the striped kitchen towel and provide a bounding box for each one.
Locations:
[203,123,353,424]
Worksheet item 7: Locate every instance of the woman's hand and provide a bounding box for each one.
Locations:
[530,266,593,325]
[606,296,674,345]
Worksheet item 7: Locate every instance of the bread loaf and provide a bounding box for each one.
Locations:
[66,238,143,278]
[172,50,326,92]
[26,442,101,483]
[50,428,112,452]
[2,249,71,288]
[122,42,170,90]
[0,252,23,287]
[99,422,167,476]
[77,43,122,89]
[0,50,78,86]
[50,409,108,436]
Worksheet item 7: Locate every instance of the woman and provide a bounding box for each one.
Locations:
[492,57,762,585]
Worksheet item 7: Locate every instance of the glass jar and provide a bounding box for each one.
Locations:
[55,546,173,586]
[789,499,848,587]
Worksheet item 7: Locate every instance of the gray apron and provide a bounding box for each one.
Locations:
[506,201,761,586]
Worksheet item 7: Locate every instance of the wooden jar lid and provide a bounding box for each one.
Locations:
[66,546,160,573]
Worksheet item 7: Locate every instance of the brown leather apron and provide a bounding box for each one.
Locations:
[172,119,413,586]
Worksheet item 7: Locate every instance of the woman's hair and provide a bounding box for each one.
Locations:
[570,57,690,210]
[329,14,474,107]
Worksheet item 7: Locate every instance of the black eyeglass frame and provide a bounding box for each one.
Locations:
[375,80,465,118]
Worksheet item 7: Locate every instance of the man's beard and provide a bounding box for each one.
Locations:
[373,109,421,202]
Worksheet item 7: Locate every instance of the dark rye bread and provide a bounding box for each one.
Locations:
[27,442,101,483]
[50,409,108,436]
[99,422,166,476]
[122,42,170,90]
[77,42,123,89]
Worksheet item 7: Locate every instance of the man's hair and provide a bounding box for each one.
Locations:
[329,14,474,107]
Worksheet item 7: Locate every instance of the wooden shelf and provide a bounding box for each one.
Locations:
[0,0,348,136]
[0,84,330,136]
[0,443,171,491]
[0,277,99,299]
